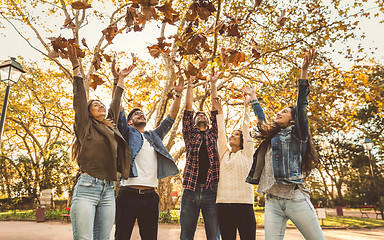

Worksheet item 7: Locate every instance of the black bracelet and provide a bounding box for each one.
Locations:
[73,65,79,70]
[113,83,117,86]
[175,94,182,98]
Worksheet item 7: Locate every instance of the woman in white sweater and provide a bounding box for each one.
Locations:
[212,96,256,240]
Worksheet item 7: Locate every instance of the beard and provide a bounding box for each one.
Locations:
[132,121,147,128]
[196,120,207,129]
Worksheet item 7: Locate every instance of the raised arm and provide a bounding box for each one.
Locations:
[185,76,195,111]
[168,75,184,119]
[212,98,227,160]
[242,95,254,158]
[210,71,223,111]
[295,49,315,141]
[242,86,266,123]
[68,45,89,138]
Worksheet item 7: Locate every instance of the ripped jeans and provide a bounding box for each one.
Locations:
[264,189,325,240]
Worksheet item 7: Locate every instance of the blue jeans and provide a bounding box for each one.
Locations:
[264,189,325,240]
[70,174,115,240]
[180,184,220,240]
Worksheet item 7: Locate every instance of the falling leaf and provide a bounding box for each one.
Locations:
[251,39,261,59]
[255,0,262,7]
[277,9,287,26]
[134,102,143,108]
[131,53,137,65]
[227,23,240,37]
[71,1,92,10]
[185,62,199,77]
[103,54,112,62]
[102,23,118,44]
[48,50,59,58]
[89,74,105,90]
[145,76,153,82]
[198,0,215,21]
[156,1,179,24]
[125,7,137,27]
[63,16,75,29]
[92,53,102,71]
[199,57,209,70]
[81,38,89,49]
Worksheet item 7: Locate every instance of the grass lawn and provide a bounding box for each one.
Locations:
[0,209,69,221]
[1,209,383,229]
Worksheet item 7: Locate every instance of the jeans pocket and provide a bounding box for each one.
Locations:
[77,177,96,187]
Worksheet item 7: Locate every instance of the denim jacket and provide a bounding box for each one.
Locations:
[118,109,179,179]
[246,79,310,185]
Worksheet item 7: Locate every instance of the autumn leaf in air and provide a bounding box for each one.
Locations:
[156,1,179,24]
[89,74,105,90]
[81,38,89,49]
[63,16,75,29]
[184,62,199,77]
[251,39,261,59]
[277,9,287,26]
[71,1,92,10]
[255,0,262,7]
[102,23,118,44]
[92,53,102,71]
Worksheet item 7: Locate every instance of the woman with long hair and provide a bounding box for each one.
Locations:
[68,45,133,240]
[212,88,256,239]
[243,49,325,240]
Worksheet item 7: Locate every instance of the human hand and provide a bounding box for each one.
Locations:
[302,48,315,72]
[210,71,223,84]
[212,97,223,113]
[242,86,256,97]
[187,75,195,86]
[244,95,251,107]
[174,74,184,94]
[118,65,135,79]
[67,44,79,67]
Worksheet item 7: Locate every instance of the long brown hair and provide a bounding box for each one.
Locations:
[71,100,115,161]
[252,106,317,177]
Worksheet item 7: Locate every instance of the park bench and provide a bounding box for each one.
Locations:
[61,207,71,223]
[358,205,381,219]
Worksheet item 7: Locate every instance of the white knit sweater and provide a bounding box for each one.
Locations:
[216,107,254,204]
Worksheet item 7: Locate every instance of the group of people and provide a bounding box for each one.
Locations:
[68,44,324,240]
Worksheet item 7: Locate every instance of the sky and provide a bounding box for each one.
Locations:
[1,2,384,70]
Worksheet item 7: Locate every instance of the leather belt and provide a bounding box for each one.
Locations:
[120,186,155,194]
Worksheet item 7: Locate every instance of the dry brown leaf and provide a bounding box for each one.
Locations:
[277,9,287,26]
[89,74,105,90]
[63,16,75,29]
[71,1,92,10]
[102,23,118,44]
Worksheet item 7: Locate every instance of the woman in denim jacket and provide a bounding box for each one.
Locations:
[243,49,325,240]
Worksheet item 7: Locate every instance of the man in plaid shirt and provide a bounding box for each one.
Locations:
[180,72,222,240]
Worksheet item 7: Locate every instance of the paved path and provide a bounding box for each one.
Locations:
[1,221,384,240]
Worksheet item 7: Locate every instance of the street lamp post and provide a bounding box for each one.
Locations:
[363,137,384,220]
[0,57,25,144]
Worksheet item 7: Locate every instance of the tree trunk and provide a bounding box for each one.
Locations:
[158,177,173,212]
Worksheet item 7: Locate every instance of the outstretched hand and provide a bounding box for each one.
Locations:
[210,71,223,84]
[118,65,135,79]
[174,74,184,94]
[244,95,251,107]
[302,48,315,71]
[211,97,223,113]
[187,75,195,85]
[67,44,79,67]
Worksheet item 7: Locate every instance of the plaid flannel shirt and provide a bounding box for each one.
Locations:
[182,110,220,191]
